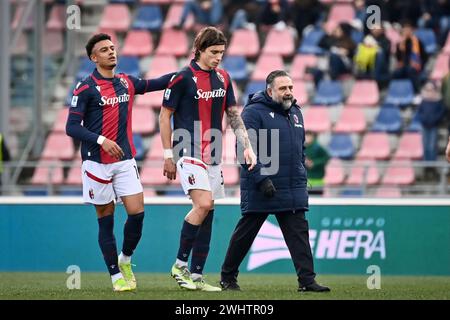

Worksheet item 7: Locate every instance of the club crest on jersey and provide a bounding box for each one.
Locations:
[216,72,225,83]
[293,114,299,124]
[188,174,196,185]
[164,88,171,100]
[120,77,129,89]
[89,188,94,199]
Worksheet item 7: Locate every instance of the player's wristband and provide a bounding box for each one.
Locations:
[97,135,106,145]
[163,149,174,160]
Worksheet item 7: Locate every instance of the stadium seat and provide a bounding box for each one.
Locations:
[222,55,248,82]
[30,160,64,185]
[132,5,163,31]
[222,166,239,185]
[222,130,237,163]
[324,158,345,185]
[132,107,156,135]
[346,160,380,185]
[11,5,34,30]
[324,4,355,33]
[145,55,178,79]
[384,79,415,106]
[43,31,63,55]
[41,132,75,161]
[406,112,423,132]
[242,81,266,105]
[393,132,423,160]
[143,188,157,198]
[99,4,131,32]
[140,165,170,186]
[65,165,82,185]
[116,56,140,78]
[381,161,415,185]
[430,53,449,81]
[374,186,402,198]
[327,134,355,159]
[333,107,366,133]
[76,57,95,81]
[371,104,402,133]
[290,54,318,81]
[357,132,390,160]
[262,27,295,57]
[52,108,69,133]
[140,0,172,4]
[415,28,437,54]
[339,187,363,197]
[110,0,137,3]
[298,27,325,55]
[293,80,308,105]
[133,133,146,161]
[12,33,28,56]
[146,134,164,161]
[46,4,65,30]
[227,29,260,58]
[96,29,119,50]
[346,80,379,107]
[251,54,284,81]
[312,80,344,105]
[155,29,189,57]
[121,30,153,57]
[163,3,194,30]
[303,106,331,133]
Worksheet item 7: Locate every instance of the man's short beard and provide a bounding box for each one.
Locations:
[281,99,293,110]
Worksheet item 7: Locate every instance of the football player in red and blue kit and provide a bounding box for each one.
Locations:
[66,33,174,292]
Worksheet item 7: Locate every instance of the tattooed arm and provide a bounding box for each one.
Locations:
[226,106,257,170]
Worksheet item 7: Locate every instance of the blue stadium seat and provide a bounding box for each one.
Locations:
[132,5,163,31]
[110,0,136,3]
[312,80,344,105]
[133,133,145,161]
[222,55,248,82]
[415,28,437,54]
[242,80,266,105]
[371,104,403,133]
[298,27,325,55]
[116,56,140,78]
[76,57,95,81]
[407,111,423,132]
[384,79,414,106]
[340,187,364,197]
[327,134,355,159]
[351,29,364,44]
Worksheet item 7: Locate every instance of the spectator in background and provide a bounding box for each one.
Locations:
[440,57,450,136]
[177,0,223,29]
[226,0,260,33]
[393,21,428,92]
[386,0,422,24]
[290,0,324,38]
[418,0,450,46]
[304,131,329,195]
[318,23,356,80]
[257,0,290,30]
[0,133,11,195]
[417,81,446,179]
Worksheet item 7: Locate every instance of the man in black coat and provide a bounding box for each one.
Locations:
[220,70,330,293]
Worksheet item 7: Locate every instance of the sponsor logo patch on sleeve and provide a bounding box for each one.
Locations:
[71,96,78,108]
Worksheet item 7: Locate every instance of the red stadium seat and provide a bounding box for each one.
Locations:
[52,108,69,133]
[145,55,178,78]
[12,33,28,55]
[44,30,63,55]
[222,166,239,185]
[146,134,164,160]
[31,160,64,185]
[430,53,449,81]
[324,158,345,185]
[333,107,366,133]
[96,29,119,49]
[156,29,189,57]
[163,3,194,30]
[357,132,391,160]
[121,30,153,57]
[393,132,423,160]
[374,186,402,198]
[11,5,34,30]
[143,188,157,197]
[46,4,65,30]
[227,29,260,58]
[442,33,450,54]
[324,4,355,33]
[66,165,82,185]
[346,160,380,185]
[140,165,170,186]
[303,106,331,133]
[381,161,415,186]
[41,132,75,161]
[132,107,156,135]
[222,130,237,164]
[290,54,317,81]
[293,80,308,105]
[346,80,380,107]
[99,4,131,32]
[262,27,295,57]
[135,90,165,109]
[251,54,284,81]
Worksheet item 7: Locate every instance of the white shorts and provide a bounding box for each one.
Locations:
[176,156,225,200]
[81,158,143,205]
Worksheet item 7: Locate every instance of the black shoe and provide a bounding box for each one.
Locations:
[220,281,241,291]
[298,281,330,292]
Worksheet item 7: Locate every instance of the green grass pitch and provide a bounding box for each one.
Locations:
[1,273,449,300]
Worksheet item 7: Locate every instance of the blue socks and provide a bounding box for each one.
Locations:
[122,212,144,257]
[190,210,214,275]
[97,215,119,276]
[177,220,201,262]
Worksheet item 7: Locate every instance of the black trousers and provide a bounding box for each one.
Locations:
[221,210,316,287]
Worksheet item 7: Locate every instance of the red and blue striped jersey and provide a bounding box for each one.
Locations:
[66,68,171,164]
[162,60,236,165]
